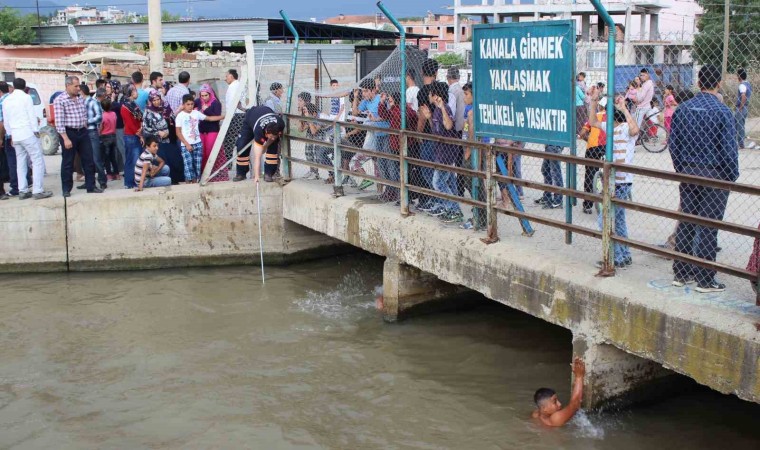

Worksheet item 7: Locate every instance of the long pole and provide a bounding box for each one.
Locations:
[256,181,266,285]
[147,0,163,73]
[722,0,730,75]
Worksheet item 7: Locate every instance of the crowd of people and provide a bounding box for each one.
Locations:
[0,67,247,198]
[291,60,756,296]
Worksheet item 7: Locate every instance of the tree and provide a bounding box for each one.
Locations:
[0,8,37,45]
[433,52,465,67]
[693,0,760,72]
[138,10,180,23]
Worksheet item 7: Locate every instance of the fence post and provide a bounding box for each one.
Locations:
[282,116,292,179]
[333,122,343,197]
[399,131,409,216]
[471,145,482,228]
[279,9,300,180]
[482,144,499,243]
[600,162,615,276]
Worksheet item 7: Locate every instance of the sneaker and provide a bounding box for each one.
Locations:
[543,201,562,209]
[672,277,695,287]
[583,207,593,214]
[33,191,53,200]
[534,197,549,205]
[232,175,246,182]
[358,179,374,191]
[623,257,633,267]
[7,190,19,197]
[0,194,8,200]
[695,281,726,293]
[264,174,274,182]
[76,184,87,190]
[62,191,71,198]
[18,192,32,200]
[459,219,474,230]
[744,140,757,149]
[442,212,464,223]
[427,207,446,217]
[87,187,104,194]
[417,202,434,212]
[348,177,358,188]
[595,260,626,269]
[100,183,107,190]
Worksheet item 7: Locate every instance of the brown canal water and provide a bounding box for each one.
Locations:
[0,254,758,449]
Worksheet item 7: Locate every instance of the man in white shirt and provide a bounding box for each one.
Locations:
[446,67,465,135]
[634,68,654,127]
[1,78,52,199]
[225,69,245,114]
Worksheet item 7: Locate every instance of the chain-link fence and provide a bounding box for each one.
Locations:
[204,21,760,303]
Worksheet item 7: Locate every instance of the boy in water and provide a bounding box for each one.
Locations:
[532,357,585,427]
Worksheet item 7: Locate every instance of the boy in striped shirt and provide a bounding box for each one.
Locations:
[588,89,640,269]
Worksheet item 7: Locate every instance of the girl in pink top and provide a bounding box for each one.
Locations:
[99,98,120,181]
[663,84,677,135]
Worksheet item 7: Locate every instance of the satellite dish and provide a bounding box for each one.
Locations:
[68,24,79,43]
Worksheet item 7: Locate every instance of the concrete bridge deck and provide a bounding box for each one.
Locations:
[282,179,760,408]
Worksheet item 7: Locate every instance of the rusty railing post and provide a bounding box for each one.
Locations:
[482,144,499,243]
[600,162,615,276]
[399,131,409,216]
[332,121,343,196]
[282,116,292,180]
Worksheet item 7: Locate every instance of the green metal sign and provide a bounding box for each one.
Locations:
[472,20,576,147]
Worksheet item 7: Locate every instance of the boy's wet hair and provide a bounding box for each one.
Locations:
[144,135,160,148]
[462,82,472,92]
[534,388,556,406]
[182,93,194,104]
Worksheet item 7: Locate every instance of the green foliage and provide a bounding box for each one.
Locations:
[161,10,181,22]
[163,43,187,54]
[433,52,465,67]
[0,8,37,45]
[693,0,760,71]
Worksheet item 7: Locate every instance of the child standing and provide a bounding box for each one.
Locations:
[663,85,677,137]
[99,98,120,181]
[175,94,223,183]
[588,88,640,269]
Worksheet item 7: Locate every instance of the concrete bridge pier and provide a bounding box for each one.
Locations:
[572,334,688,410]
[382,258,471,322]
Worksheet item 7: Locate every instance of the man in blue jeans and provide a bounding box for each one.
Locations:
[670,65,739,293]
[535,145,564,209]
[0,81,18,197]
[82,85,107,190]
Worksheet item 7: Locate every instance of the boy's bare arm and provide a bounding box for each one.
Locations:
[546,358,585,427]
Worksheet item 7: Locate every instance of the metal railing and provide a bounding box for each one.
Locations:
[281,112,760,303]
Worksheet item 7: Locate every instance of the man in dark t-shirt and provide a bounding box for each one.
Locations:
[233,106,285,183]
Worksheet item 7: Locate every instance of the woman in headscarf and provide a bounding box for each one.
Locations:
[194,83,228,181]
[120,84,143,189]
[142,89,184,184]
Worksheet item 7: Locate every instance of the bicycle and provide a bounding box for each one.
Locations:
[638,110,668,153]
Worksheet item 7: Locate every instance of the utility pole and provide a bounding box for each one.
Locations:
[35,0,42,44]
[722,0,730,75]
[148,0,163,73]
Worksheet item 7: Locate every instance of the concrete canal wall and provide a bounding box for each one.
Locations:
[0,183,347,273]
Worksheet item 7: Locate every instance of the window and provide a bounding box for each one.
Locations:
[665,46,681,65]
[430,42,439,50]
[635,46,655,65]
[445,43,455,51]
[406,27,413,33]
[446,26,454,34]
[28,88,41,106]
[586,50,606,69]
[2,72,14,82]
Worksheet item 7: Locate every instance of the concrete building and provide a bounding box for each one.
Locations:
[325,12,471,55]
[50,5,133,26]
[452,0,696,86]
